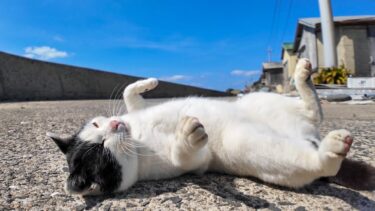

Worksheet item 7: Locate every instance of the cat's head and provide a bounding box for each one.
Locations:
[47,116,133,195]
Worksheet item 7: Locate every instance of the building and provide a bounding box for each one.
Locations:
[260,62,284,92]
[282,15,375,89]
[281,42,297,92]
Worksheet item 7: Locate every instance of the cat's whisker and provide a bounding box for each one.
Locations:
[119,136,151,148]
[123,145,157,157]
[113,99,121,117]
[116,138,128,155]
[111,83,126,117]
[116,104,125,117]
[116,134,136,156]
[116,135,159,157]
[110,86,121,117]
[116,138,137,157]
[113,83,128,116]
[121,139,149,148]
[107,83,120,117]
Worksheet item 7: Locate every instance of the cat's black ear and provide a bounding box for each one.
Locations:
[46,132,73,154]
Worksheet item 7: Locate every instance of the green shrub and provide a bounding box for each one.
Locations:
[312,65,350,85]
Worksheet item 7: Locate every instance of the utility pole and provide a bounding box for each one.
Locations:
[318,0,337,67]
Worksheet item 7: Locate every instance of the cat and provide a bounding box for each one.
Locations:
[47,58,375,195]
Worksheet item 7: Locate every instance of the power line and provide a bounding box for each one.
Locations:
[280,0,294,43]
[267,0,281,61]
[267,0,281,47]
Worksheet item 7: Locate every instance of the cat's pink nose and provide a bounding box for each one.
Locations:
[110,120,121,130]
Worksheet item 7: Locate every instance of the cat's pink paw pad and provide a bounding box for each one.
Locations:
[342,136,353,155]
[322,129,353,157]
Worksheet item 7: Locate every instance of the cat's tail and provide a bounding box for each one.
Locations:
[326,158,375,190]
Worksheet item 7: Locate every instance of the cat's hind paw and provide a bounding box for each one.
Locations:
[295,58,313,82]
[177,116,208,150]
[319,129,353,176]
[321,129,353,158]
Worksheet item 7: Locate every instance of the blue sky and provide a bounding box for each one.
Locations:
[1,0,374,91]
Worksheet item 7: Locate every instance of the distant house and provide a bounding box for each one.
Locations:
[281,42,297,92]
[260,62,284,92]
[281,15,375,89]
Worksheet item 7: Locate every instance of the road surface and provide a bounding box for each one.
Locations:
[1,98,374,210]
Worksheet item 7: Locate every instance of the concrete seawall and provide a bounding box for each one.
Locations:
[0,52,229,101]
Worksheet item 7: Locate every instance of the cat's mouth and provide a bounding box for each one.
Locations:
[116,122,130,135]
[117,122,127,132]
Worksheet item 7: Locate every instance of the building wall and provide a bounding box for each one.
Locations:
[316,27,343,69]
[342,26,370,76]
[282,50,298,78]
[264,69,283,86]
[271,70,284,85]
[298,27,318,70]
[316,31,324,68]
[0,52,229,101]
[317,25,371,76]
[282,50,297,92]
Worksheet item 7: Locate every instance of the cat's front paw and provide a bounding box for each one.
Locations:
[295,58,312,82]
[125,78,158,95]
[177,116,208,149]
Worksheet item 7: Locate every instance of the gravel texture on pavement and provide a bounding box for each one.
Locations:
[1,98,374,210]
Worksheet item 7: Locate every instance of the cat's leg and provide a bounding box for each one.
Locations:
[221,125,353,188]
[294,58,323,125]
[171,116,211,172]
[123,78,158,112]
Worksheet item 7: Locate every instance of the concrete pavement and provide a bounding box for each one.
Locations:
[1,98,374,210]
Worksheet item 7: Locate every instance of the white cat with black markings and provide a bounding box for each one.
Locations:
[47,58,374,195]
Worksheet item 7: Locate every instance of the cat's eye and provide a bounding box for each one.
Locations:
[93,122,99,128]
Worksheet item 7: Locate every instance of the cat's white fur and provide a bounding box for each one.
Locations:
[77,58,353,194]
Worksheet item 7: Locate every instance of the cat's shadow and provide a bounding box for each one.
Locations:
[83,174,374,210]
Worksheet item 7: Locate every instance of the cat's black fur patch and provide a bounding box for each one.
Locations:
[64,137,122,194]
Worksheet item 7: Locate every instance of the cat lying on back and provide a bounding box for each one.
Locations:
[47,58,375,195]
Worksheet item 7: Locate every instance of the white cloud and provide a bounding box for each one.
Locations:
[160,75,191,82]
[231,69,260,77]
[53,35,64,42]
[24,46,68,60]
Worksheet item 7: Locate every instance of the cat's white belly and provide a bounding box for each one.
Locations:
[121,95,322,186]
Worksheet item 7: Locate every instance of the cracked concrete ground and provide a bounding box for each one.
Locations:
[1,98,374,210]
